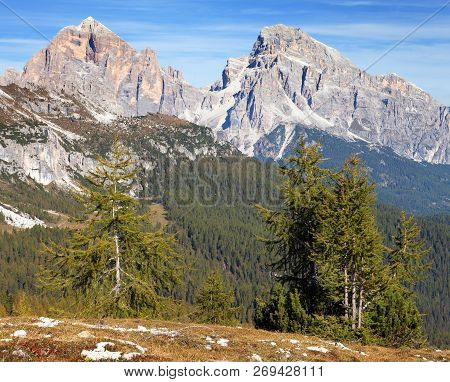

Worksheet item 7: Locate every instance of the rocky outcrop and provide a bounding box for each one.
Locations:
[16,17,205,118]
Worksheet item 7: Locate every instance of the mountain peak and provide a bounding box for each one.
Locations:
[77,16,115,35]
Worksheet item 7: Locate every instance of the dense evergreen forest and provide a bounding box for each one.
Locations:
[0,154,448,347]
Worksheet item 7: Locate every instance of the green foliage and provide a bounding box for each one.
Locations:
[368,288,425,347]
[0,141,447,347]
[367,211,429,347]
[389,211,429,288]
[255,141,430,347]
[11,290,33,316]
[39,141,182,318]
[254,284,308,333]
[256,138,331,313]
[0,303,7,317]
[194,271,240,325]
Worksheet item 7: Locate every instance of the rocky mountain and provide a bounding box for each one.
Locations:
[205,25,449,164]
[2,19,448,164]
[0,82,236,201]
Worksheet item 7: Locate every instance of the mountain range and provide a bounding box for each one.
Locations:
[1,17,448,164]
[0,17,448,218]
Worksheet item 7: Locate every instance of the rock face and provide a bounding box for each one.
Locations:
[198,25,449,163]
[2,19,449,164]
[16,17,204,118]
[0,84,236,190]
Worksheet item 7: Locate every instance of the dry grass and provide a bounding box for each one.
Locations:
[0,317,447,362]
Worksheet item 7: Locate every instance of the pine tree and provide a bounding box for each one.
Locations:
[194,271,240,325]
[39,140,182,317]
[256,138,331,313]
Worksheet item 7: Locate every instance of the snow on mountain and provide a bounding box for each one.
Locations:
[0,203,45,229]
[0,19,448,164]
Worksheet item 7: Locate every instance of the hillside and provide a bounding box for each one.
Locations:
[0,316,448,362]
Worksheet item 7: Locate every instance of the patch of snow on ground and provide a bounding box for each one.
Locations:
[276,348,291,358]
[12,349,29,358]
[306,346,329,353]
[329,341,351,351]
[34,317,61,328]
[205,344,212,350]
[251,353,263,362]
[81,342,121,361]
[74,322,178,337]
[114,338,147,360]
[216,338,229,347]
[0,204,45,229]
[11,330,27,338]
[0,338,12,342]
[289,339,299,344]
[302,352,308,357]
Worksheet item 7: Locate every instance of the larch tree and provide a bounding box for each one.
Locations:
[369,211,429,347]
[316,155,386,329]
[39,140,181,317]
[256,138,331,314]
[389,211,429,288]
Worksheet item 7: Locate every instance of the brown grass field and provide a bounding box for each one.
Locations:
[0,317,447,362]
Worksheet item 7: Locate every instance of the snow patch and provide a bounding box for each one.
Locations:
[74,322,178,337]
[0,203,45,229]
[216,338,229,347]
[251,353,263,362]
[12,349,29,358]
[276,348,291,358]
[306,346,329,353]
[11,330,27,338]
[289,339,299,344]
[81,342,121,361]
[34,317,61,328]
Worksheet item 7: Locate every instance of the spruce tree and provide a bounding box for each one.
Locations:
[256,138,330,313]
[39,140,181,317]
[194,271,240,325]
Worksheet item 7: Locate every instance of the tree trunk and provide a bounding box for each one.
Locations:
[344,267,349,319]
[114,233,120,298]
[351,270,357,329]
[112,181,120,299]
[357,286,363,329]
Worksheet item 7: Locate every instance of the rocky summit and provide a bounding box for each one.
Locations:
[0,18,449,165]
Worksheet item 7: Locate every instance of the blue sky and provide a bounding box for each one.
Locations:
[0,0,449,104]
